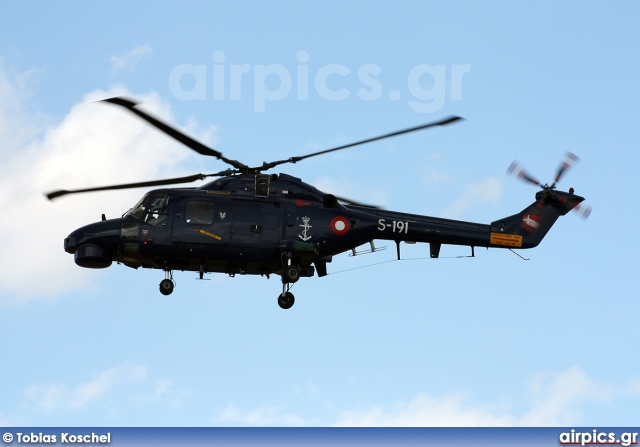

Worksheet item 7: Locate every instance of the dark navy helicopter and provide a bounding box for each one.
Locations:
[47,98,590,309]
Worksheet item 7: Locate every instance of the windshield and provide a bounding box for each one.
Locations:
[144,194,169,226]
[125,194,149,219]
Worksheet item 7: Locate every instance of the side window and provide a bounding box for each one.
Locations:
[186,201,214,225]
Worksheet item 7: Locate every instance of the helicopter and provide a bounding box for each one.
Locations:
[47,97,590,309]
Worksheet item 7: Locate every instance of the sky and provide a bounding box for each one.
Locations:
[1,0,639,427]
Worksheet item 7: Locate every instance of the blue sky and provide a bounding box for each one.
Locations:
[1,1,639,426]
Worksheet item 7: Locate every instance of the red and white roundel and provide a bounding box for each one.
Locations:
[330,216,350,236]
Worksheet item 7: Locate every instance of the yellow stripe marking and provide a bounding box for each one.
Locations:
[197,229,222,240]
[490,232,522,248]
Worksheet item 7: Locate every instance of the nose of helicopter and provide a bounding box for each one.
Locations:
[64,235,77,253]
[63,219,122,268]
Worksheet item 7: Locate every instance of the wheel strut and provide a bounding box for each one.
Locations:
[281,251,300,283]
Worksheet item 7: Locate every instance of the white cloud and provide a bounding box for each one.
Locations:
[626,378,640,396]
[420,152,454,186]
[0,411,20,426]
[216,404,306,427]
[422,165,454,185]
[333,392,513,426]
[151,379,172,398]
[0,66,216,304]
[332,366,615,427]
[212,366,621,427]
[110,45,153,74]
[519,366,612,425]
[439,177,502,219]
[0,61,46,159]
[15,365,640,426]
[25,363,147,412]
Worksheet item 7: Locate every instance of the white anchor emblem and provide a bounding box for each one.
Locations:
[299,216,312,241]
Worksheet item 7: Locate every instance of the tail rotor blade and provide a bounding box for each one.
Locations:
[507,161,541,187]
[573,202,592,220]
[554,151,580,185]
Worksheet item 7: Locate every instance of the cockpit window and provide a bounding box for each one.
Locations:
[126,194,149,220]
[145,194,169,226]
[125,193,169,226]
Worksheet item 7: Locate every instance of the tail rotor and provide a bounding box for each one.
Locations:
[507,151,592,219]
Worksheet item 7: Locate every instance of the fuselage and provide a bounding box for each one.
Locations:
[64,172,584,279]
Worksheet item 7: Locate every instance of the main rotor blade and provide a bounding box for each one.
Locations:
[101,97,249,171]
[256,116,464,171]
[335,196,381,209]
[45,171,236,200]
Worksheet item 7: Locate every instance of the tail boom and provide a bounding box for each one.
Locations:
[349,189,584,252]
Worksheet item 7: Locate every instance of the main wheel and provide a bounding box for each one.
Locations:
[159,279,174,296]
[283,265,300,283]
[278,291,295,309]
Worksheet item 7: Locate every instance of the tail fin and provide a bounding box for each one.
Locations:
[491,190,585,248]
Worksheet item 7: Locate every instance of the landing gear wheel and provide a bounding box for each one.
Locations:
[283,265,300,283]
[278,291,295,309]
[159,279,174,296]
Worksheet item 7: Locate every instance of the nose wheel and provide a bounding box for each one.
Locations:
[159,270,175,296]
[278,291,295,309]
[159,279,174,295]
